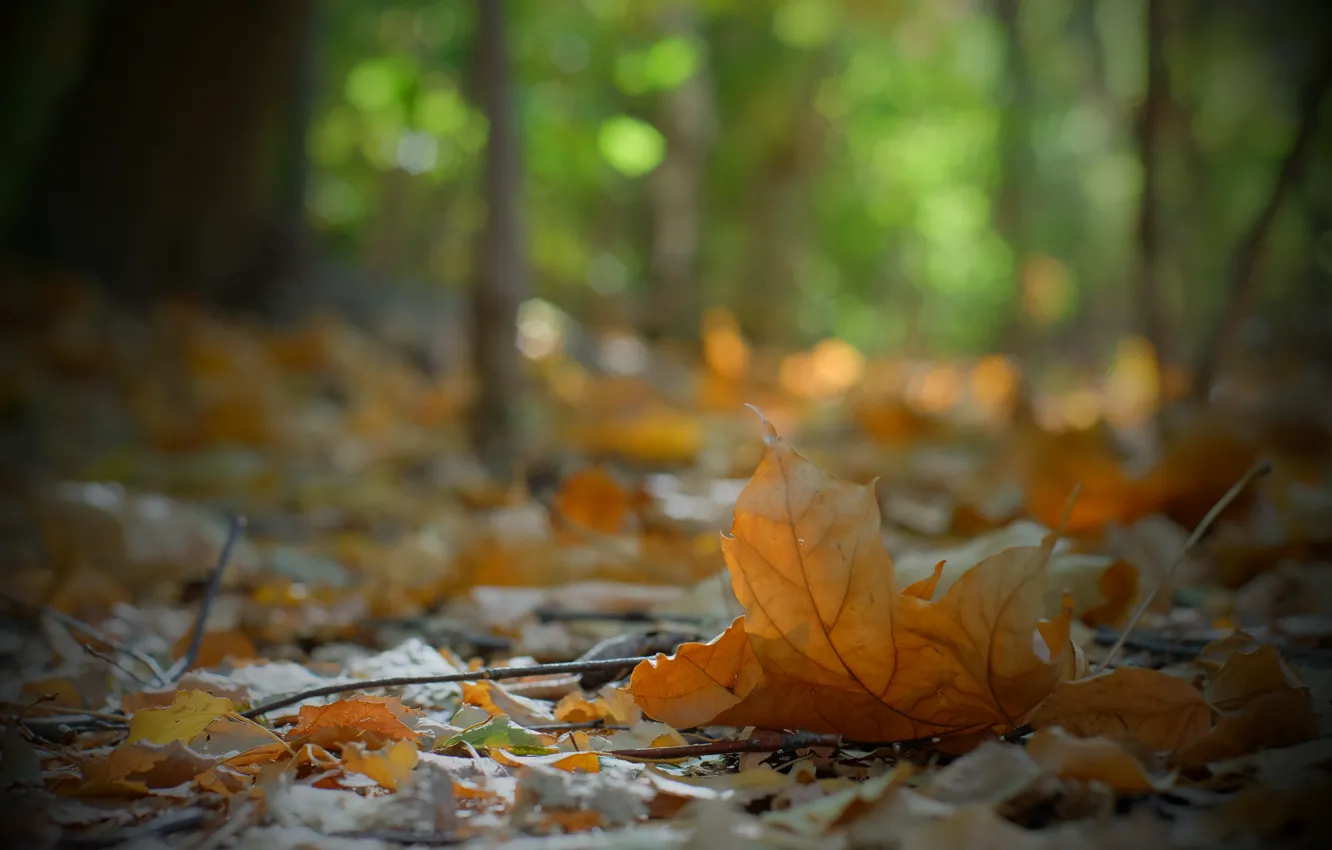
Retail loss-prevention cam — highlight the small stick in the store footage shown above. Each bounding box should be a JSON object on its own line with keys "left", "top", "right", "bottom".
{"left": 0, "top": 702, "right": 128, "bottom": 724}
{"left": 0, "top": 590, "right": 168, "bottom": 684}
{"left": 534, "top": 608, "right": 709, "bottom": 625}
{"left": 240, "top": 656, "right": 654, "bottom": 720}
{"left": 608, "top": 731, "right": 841, "bottom": 761}
{"left": 1098, "top": 459, "right": 1271, "bottom": 670}
{"left": 83, "top": 643, "right": 152, "bottom": 687}
{"left": 169, "top": 515, "right": 246, "bottom": 682}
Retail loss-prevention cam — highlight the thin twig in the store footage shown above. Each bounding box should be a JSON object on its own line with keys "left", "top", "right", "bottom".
{"left": 535, "top": 608, "right": 709, "bottom": 625}
{"left": 0, "top": 590, "right": 168, "bottom": 684}
{"left": 1098, "top": 459, "right": 1271, "bottom": 670}
{"left": 608, "top": 731, "right": 841, "bottom": 761}
{"left": 83, "top": 643, "right": 151, "bottom": 687}
{"left": 240, "top": 656, "right": 654, "bottom": 720}
{"left": 169, "top": 515, "right": 246, "bottom": 682}
{"left": 0, "top": 702, "right": 128, "bottom": 723}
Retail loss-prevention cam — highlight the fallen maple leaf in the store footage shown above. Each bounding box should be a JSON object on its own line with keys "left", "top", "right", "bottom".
{"left": 629, "top": 416, "right": 1077, "bottom": 741}
{"left": 1028, "top": 667, "right": 1213, "bottom": 752}
{"left": 287, "top": 696, "right": 423, "bottom": 749}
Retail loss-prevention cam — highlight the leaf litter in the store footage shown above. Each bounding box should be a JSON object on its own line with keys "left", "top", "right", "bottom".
{"left": 3, "top": 294, "right": 1332, "bottom": 849}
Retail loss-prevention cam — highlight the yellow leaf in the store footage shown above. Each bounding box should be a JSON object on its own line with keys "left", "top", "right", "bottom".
{"left": 127, "top": 690, "right": 236, "bottom": 746}
{"left": 629, "top": 418, "right": 1075, "bottom": 742}
{"left": 343, "top": 740, "right": 419, "bottom": 791}
{"left": 491, "top": 750, "right": 600, "bottom": 773}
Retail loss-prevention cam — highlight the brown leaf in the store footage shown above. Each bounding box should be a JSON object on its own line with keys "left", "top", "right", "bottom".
{"left": 629, "top": 419, "right": 1075, "bottom": 741}
{"left": 1025, "top": 727, "right": 1167, "bottom": 792}
{"left": 1173, "top": 637, "right": 1317, "bottom": 767}
{"left": 1202, "top": 643, "right": 1304, "bottom": 711}
{"left": 1172, "top": 688, "right": 1317, "bottom": 768}
{"left": 1028, "top": 667, "right": 1212, "bottom": 752}
{"left": 68, "top": 740, "right": 218, "bottom": 797}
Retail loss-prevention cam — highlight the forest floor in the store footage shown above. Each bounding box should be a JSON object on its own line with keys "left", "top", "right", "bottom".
{"left": 2, "top": 277, "right": 1331, "bottom": 849}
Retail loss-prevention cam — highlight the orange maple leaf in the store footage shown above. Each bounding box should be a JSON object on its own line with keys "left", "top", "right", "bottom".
{"left": 286, "top": 695, "right": 423, "bottom": 749}
{"left": 628, "top": 416, "right": 1078, "bottom": 742}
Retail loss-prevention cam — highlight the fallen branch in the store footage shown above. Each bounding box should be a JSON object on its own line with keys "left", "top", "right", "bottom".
{"left": 168, "top": 515, "right": 246, "bottom": 682}
{"left": 240, "top": 656, "right": 654, "bottom": 720}
{"left": 535, "top": 608, "right": 709, "bottom": 625}
{"left": 0, "top": 590, "right": 168, "bottom": 685}
{"left": 608, "top": 731, "right": 840, "bottom": 761}
{"left": 1099, "top": 459, "right": 1271, "bottom": 670}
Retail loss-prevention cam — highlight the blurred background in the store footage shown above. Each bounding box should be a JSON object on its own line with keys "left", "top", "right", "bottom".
{"left": 0, "top": 0, "right": 1331, "bottom": 666}
{"left": 2, "top": 0, "right": 1332, "bottom": 608}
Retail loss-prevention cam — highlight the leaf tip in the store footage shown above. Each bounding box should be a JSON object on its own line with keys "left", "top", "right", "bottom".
{"left": 744, "top": 404, "right": 779, "bottom": 445}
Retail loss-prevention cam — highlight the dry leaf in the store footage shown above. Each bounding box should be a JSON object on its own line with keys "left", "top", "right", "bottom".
{"left": 287, "top": 696, "right": 423, "bottom": 749}
{"left": 462, "top": 681, "right": 558, "bottom": 726}
{"left": 1202, "top": 643, "right": 1304, "bottom": 711}
{"left": 343, "top": 740, "right": 419, "bottom": 791}
{"left": 491, "top": 750, "right": 601, "bottom": 773}
{"left": 554, "top": 468, "right": 631, "bottom": 534}
{"left": 127, "top": 690, "right": 236, "bottom": 746}
{"left": 1028, "top": 667, "right": 1212, "bottom": 752}
{"left": 1025, "top": 727, "right": 1166, "bottom": 792}
{"left": 1173, "top": 638, "right": 1317, "bottom": 767}
{"left": 629, "top": 418, "right": 1075, "bottom": 741}
{"left": 69, "top": 740, "right": 218, "bottom": 797}
{"left": 170, "top": 629, "right": 257, "bottom": 670}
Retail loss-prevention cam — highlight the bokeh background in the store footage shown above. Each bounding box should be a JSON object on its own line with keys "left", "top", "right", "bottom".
{"left": 2, "top": 0, "right": 1331, "bottom": 489}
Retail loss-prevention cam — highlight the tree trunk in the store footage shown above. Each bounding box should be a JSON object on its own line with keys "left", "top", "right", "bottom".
{"left": 1191, "top": 51, "right": 1332, "bottom": 401}
{"left": 993, "top": 0, "right": 1035, "bottom": 361}
{"left": 7, "top": 0, "right": 313, "bottom": 309}
{"left": 469, "top": 0, "right": 528, "bottom": 478}
{"left": 739, "top": 52, "right": 829, "bottom": 347}
{"left": 643, "top": 5, "right": 715, "bottom": 342}
{"left": 1134, "top": 0, "right": 1168, "bottom": 367}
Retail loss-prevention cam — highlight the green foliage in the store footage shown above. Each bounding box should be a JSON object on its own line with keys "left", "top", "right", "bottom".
{"left": 306, "top": 0, "right": 1325, "bottom": 357}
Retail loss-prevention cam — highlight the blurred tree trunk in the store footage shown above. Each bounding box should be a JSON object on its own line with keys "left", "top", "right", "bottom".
{"left": 7, "top": 0, "right": 313, "bottom": 309}
{"left": 1192, "top": 51, "right": 1332, "bottom": 401}
{"left": 1134, "top": 0, "right": 1168, "bottom": 366}
{"left": 0, "top": 1, "right": 98, "bottom": 234}
{"left": 470, "top": 0, "right": 528, "bottom": 478}
{"left": 993, "top": 0, "right": 1034, "bottom": 360}
{"left": 740, "top": 52, "right": 829, "bottom": 347}
{"left": 643, "top": 6, "right": 715, "bottom": 342}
